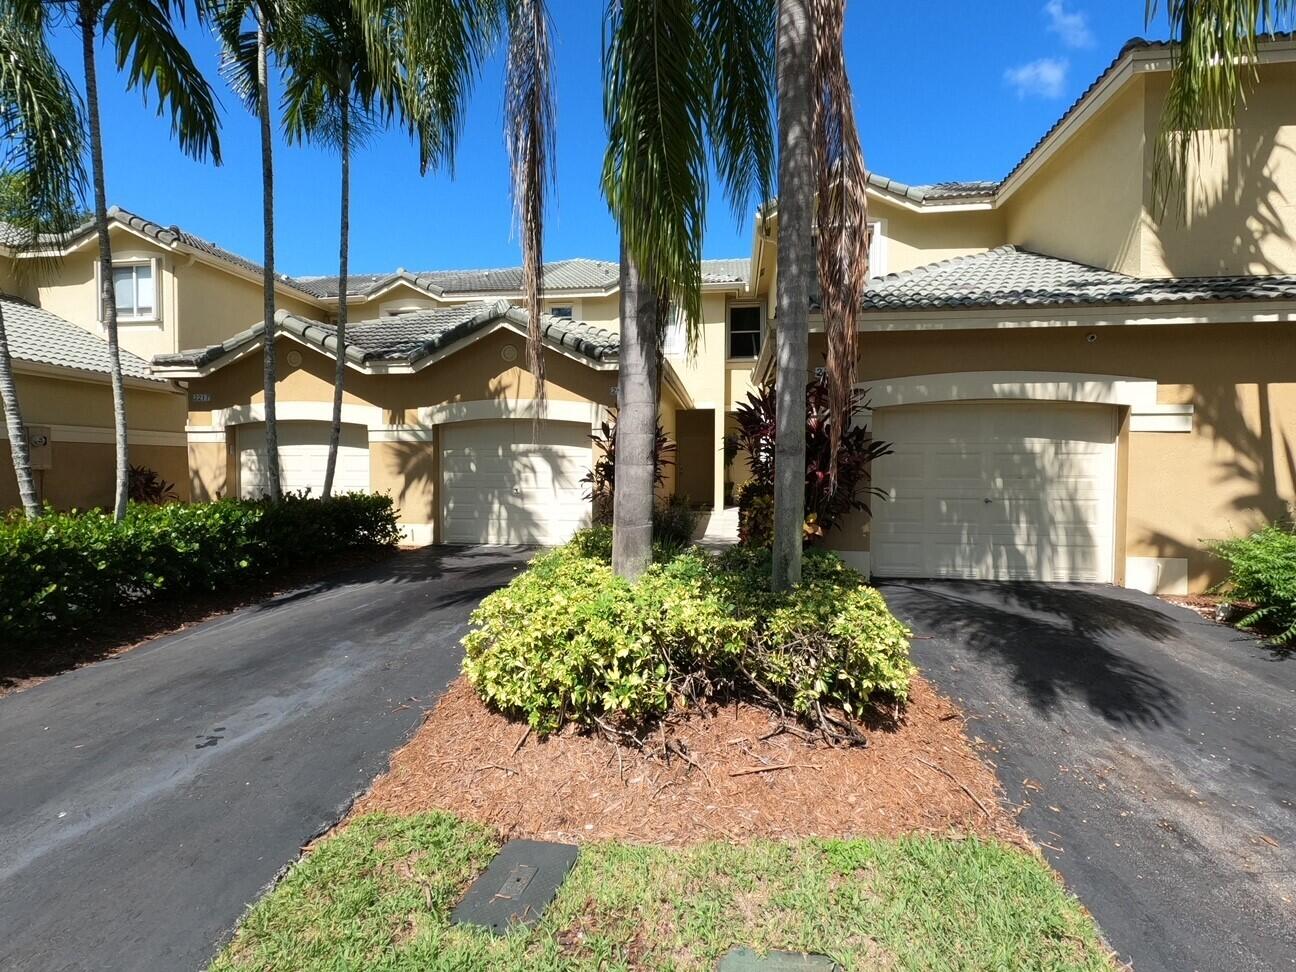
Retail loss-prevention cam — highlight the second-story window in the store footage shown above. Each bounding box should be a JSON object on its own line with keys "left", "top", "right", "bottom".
{"left": 112, "top": 262, "right": 156, "bottom": 320}
{"left": 728, "top": 305, "right": 762, "bottom": 359}
{"left": 548, "top": 304, "right": 573, "bottom": 318}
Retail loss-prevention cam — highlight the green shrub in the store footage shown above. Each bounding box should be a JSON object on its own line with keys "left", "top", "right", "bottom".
{"left": 1, "top": 494, "right": 401, "bottom": 646}
{"left": 1210, "top": 519, "right": 1296, "bottom": 645}
{"left": 462, "top": 529, "right": 913, "bottom": 736}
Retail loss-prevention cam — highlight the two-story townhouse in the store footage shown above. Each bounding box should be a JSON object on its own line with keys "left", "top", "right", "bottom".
{"left": 6, "top": 33, "right": 1293, "bottom": 596}
{"left": 754, "top": 35, "right": 1296, "bottom": 595}
{"left": 0, "top": 223, "right": 189, "bottom": 509}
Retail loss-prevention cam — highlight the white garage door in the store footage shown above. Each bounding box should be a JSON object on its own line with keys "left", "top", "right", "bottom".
{"left": 869, "top": 402, "right": 1116, "bottom": 582}
{"left": 441, "top": 419, "right": 592, "bottom": 545}
{"left": 238, "top": 421, "right": 370, "bottom": 498}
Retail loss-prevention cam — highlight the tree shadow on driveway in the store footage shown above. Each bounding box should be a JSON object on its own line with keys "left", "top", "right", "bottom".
{"left": 879, "top": 580, "right": 1184, "bottom": 730}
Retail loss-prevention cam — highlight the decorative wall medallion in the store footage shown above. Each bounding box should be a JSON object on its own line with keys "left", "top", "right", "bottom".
{"left": 501, "top": 344, "right": 519, "bottom": 363}
{"left": 286, "top": 349, "right": 303, "bottom": 367}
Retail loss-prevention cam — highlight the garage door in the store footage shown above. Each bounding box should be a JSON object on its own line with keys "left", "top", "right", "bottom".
{"left": 238, "top": 421, "right": 370, "bottom": 498}
{"left": 869, "top": 402, "right": 1116, "bottom": 582}
{"left": 440, "top": 419, "right": 592, "bottom": 545}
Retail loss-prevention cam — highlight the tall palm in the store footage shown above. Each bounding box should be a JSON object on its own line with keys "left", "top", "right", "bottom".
{"left": 279, "top": 0, "right": 382, "bottom": 499}
{"left": 0, "top": 4, "right": 87, "bottom": 518}
{"left": 58, "top": 0, "right": 221, "bottom": 519}
{"left": 1148, "top": 1, "right": 1295, "bottom": 211}
{"left": 770, "top": 0, "right": 869, "bottom": 590}
{"left": 602, "top": 0, "right": 775, "bottom": 579}
{"left": 217, "top": 0, "right": 285, "bottom": 500}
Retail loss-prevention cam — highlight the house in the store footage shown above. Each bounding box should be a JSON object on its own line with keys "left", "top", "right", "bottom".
{"left": 5, "top": 34, "right": 1294, "bottom": 595}
{"left": 0, "top": 232, "right": 188, "bottom": 509}
{"left": 751, "top": 35, "right": 1296, "bottom": 595}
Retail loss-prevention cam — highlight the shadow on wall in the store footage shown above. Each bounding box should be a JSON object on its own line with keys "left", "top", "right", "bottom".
{"left": 1138, "top": 380, "right": 1296, "bottom": 586}
{"left": 868, "top": 402, "right": 1109, "bottom": 584}
{"left": 882, "top": 580, "right": 1182, "bottom": 729}
{"left": 1147, "top": 124, "right": 1292, "bottom": 276}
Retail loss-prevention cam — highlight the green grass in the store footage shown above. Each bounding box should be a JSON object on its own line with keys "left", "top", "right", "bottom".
{"left": 210, "top": 813, "right": 1112, "bottom": 971}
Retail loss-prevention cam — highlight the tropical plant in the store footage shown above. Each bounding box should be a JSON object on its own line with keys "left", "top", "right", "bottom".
{"left": 601, "top": 0, "right": 774, "bottom": 580}
{"left": 0, "top": 8, "right": 87, "bottom": 520}
{"left": 461, "top": 532, "right": 912, "bottom": 740}
{"left": 127, "top": 463, "right": 177, "bottom": 503}
{"left": 581, "top": 410, "right": 675, "bottom": 524}
{"left": 730, "top": 374, "right": 890, "bottom": 546}
{"left": 216, "top": 0, "right": 285, "bottom": 500}
{"left": 38, "top": 0, "right": 222, "bottom": 521}
{"left": 277, "top": 0, "right": 381, "bottom": 500}
{"left": 1147, "top": 1, "right": 1296, "bottom": 213}
{"left": 771, "top": 0, "right": 871, "bottom": 590}
{"left": 1210, "top": 518, "right": 1296, "bottom": 646}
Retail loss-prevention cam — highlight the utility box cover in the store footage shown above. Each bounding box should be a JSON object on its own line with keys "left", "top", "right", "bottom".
{"left": 451, "top": 839, "right": 578, "bottom": 936}
{"left": 26, "top": 426, "right": 51, "bottom": 470}
{"left": 717, "top": 947, "right": 840, "bottom": 971}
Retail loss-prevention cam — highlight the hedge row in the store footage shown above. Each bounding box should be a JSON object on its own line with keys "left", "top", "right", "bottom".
{"left": 2, "top": 494, "right": 402, "bottom": 645}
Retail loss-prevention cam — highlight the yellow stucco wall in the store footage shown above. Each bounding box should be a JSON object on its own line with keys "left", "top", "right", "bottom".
{"left": 1139, "top": 62, "right": 1296, "bottom": 277}
{"left": 0, "top": 370, "right": 189, "bottom": 511}
{"left": 1002, "top": 79, "right": 1147, "bottom": 275}
{"left": 177, "top": 260, "right": 321, "bottom": 351}
{"left": 807, "top": 324, "right": 1295, "bottom": 591}
{"left": 870, "top": 197, "right": 1006, "bottom": 275}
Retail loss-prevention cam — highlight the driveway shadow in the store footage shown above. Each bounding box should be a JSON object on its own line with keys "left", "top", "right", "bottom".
{"left": 880, "top": 580, "right": 1183, "bottom": 729}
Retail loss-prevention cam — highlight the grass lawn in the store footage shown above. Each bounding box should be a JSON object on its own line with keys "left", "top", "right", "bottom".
{"left": 210, "top": 813, "right": 1112, "bottom": 971}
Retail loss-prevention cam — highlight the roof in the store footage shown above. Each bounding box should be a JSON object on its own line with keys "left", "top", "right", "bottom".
{"left": 0, "top": 221, "right": 26, "bottom": 248}
{"left": 0, "top": 293, "right": 162, "bottom": 382}
{"left": 299, "top": 257, "right": 750, "bottom": 299}
{"left": 64, "top": 207, "right": 331, "bottom": 300}
{"left": 866, "top": 174, "right": 998, "bottom": 204}
{"left": 152, "top": 298, "right": 620, "bottom": 372}
{"left": 855, "top": 246, "right": 1296, "bottom": 312}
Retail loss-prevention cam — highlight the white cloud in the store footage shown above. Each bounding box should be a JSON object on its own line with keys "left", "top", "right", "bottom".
{"left": 1044, "top": 0, "right": 1094, "bottom": 49}
{"left": 1004, "top": 58, "right": 1070, "bottom": 98}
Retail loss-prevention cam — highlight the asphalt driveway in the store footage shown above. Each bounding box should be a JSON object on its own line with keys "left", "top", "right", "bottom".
{"left": 880, "top": 580, "right": 1296, "bottom": 972}
{"left": 0, "top": 545, "right": 529, "bottom": 972}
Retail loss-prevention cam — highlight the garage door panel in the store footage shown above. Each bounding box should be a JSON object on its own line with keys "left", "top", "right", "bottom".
{"left": 441, "top": 420, "right": 592, "bottom": 546}
{"left": 238, "top": 422, "right": 370, "bottom": 498}
{"left": 870, "top": 403, "right": 1115, "bottom": 583}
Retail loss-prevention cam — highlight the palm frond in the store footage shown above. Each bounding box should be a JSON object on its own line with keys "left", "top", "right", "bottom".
{"left": 810, "top": 0, "right": 869, "bottom": 478}
{"left": 211, "top": 0, "right": 262, "bottom": 111}
{"left": 105, "top": 0, "right": 223, "bottom": 162}
{"left": 1147, "top": 0, "right": 1296, "bottom": 214}
{"left": 504, "top": 0, "right": 555, "bottom": 405}
{"left": 698, "top": 0, "right": 775, "bottom": 222}
{"left": 0, "top": 2, "right": 87, "bottom": 259}
{"left": 602, "top": 0, "right": 708, "bottom": 340}
{"left": 365, "top": 0, "right": 500, "bottom": 176}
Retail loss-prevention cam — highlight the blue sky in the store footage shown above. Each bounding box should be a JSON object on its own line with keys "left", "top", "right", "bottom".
{"left": 46, "top": 0, "right": 1160, "bottom": 277}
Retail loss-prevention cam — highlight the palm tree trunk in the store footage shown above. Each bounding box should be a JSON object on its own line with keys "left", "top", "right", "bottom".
{"left": 80, "top": 5, "right": 130, "bottom": 521}
{"left": 611, "top": 240, "right": 658, "bottom": 581}
{"left": 0, "top": 304, "right": 40, "bottom": 518}
{"left": 771, "top": 0, "right": 812, "bottom": 591}
{"left": 322, "top": 83, "right": 349, "bottom": 500}
{"left": 257, "top": 19, "right": 281, "bottom": 501}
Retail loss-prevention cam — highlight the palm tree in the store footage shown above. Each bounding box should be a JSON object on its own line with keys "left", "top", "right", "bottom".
{"left": 770, "top": 0, "right": 869, "bottom": 590}
{"left": 217, "top": 0, "right": 285, "bottom": 500}
{"left": 278, "top": 1, "right": 380, "bottom": 499}
{"left": 0, "top": 5, "right": 86, "bottom": 518}
{"left": 602, "top": 0, "right": 775, "bottom": 579}
{"left": 40, "top": 0, "right": 221, "bottom": 520}
{"left": 1148, "top": 1, "right": 1295, "bottom": 211}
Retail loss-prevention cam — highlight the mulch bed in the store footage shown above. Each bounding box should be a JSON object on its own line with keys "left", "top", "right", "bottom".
{"left": 0, "top": 545, "right": 401, "bottom": 698}
{"left": 352, "top": 675, "right": 1027, "bottom": 846}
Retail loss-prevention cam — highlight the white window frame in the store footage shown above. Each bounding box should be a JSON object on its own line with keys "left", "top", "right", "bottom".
{"left": 548, "top": 303, "right": 575, "bottom": 319}
{"left": 869, "top": 218, "right": 888, "bottom": 276}
{"left": 662, "top": 303, "right": 687, "bottom": 357}
{"left": 727, "top": 302, "right": 763, "bottom": 361}
{"left": 98, "top": 257, "right": 161, "bottom": 324}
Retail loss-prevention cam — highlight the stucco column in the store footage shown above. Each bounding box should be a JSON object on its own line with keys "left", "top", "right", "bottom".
{"left": 713, "top": 406, "right": 726, "bottom": 511}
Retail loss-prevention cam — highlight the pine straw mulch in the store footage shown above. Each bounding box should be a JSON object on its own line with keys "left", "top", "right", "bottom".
{"left": 350, "top": 675, "right": 1027, "bottom": 847}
